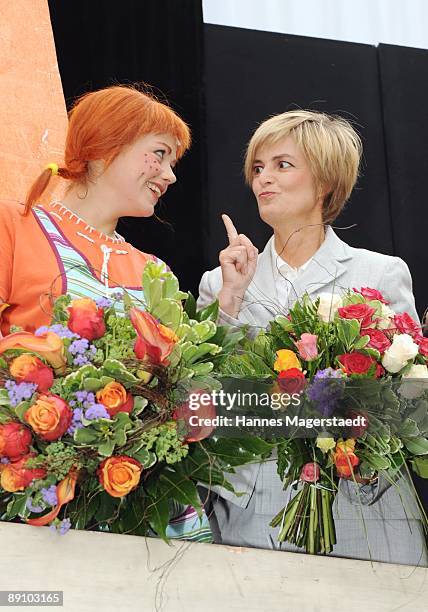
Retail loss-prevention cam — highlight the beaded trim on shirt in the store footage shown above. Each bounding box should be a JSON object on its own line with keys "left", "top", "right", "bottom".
{"left": 48, "top": 200, "right": 126, "bottom": 244}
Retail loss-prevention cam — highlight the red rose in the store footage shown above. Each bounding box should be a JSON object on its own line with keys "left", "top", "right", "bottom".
{"left": 338, "top": 352, "right": 378, "bottom": 376}
{"left": 363, "top": 329, "right": 391, "bottom": 354}
{"left": 417, "top": 337, "right": 428, "bottom": 357}
{"left": 375, "top": 362, "right": 385, "bottom": 378}
{"left": 9, "top": 354, "right": 54, "bottom": 392}
{"left": 353, "top": 287, "right": 388, "bottom": 304}
{"left": 0, "top": 422, "right": 32, "bottom": 461}
{"left": 68, "top": 298, "right": 106, "bottom": 340}
{"left": 172, "top": 390, "right": 216, "bottom": 442}
{"left": 300, "top": 462, "right": 320, "bottom": 483}
{"left": 277, "top": 368, "right": 306, "bottom": 394}
{"left": 338, "top": 303, "right": 376, "bottom": 329}
{"left": 393, "top": 313, "right": 422, "bottom": 340}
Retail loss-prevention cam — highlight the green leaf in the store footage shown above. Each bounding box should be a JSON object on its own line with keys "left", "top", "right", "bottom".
{"left": 184, "top": 293, "right": 197, "bottom": 320}
{"left": 410, "top": 456, "right": 428, "bottom": 478}
{"left": 132, "top": 396, "right": 148, "bottom": 416}
{"left": 74, "top": 428, "right": 100, "bottom": 445}
{"left": 98, "top": 437, "right": 116, "bottom": 457}
{"left": 6, "top": 493, "right": 28, "bottom": 519}
{"left": 145, "top": 488, "right": 170, "bottom": 541}
{"left": 160, "top": 467, "right": 202, "bottom": 515}
{"left": 95, "top": 491, "right": 119, "bottom": 522}
{"left": 337, "top": 319, "right": 361, "bottom": 349}
{"left": 83, "top": 377, "right": 103, "bottom": 392}
{"left": 14, "top": 401, "right": 30, "bottom": 422}
{"left": 403, "top": 437, "right": 428, "bottom": 455}
{"left": 198, "top": 300, "right": 219, "bottom": 323}
{"left": 353, "top": 335, "right": 369, "bottom": 350}
{"left": 0, "top": 389, "right": 11, "bottom": 406}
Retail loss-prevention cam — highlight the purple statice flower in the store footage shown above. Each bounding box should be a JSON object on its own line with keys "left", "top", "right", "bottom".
{"left": 41, "top": 485, "right": 58, "bottom": 507}
{"left": 0, "top": 457, "right": 10, "bottom": 465}
{"left": 69, "top": 338, "right": 96, "bottom": 367}
{"left": 35, "top": 324, "right": 78, "bottom": 340}
{"left": 67, "top": 407, "right": 84, "bottom": 435}
{"left": 306, "top": 368, "right": 345, "bottom": 417}
{"left": 5, "top": 380, "right": 37, "bottom": 407}
{"left": 111, "top": 291, "right": 123, "bottom": 301}
{"left": 26, "top": 498, "right": 43, "bottom": 513}
{"left": 95, "top": 297, "right": 113, "bottom": 308}
{"left": 85, "top": 404, "right": 110, "bottom": 421}
{"left": 58, "top": 518, "right": 71, "bottom": 535}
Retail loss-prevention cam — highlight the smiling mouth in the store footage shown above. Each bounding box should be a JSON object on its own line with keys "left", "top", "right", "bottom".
{"left": 146, "top": 181, "right": 162, "bottom": 199}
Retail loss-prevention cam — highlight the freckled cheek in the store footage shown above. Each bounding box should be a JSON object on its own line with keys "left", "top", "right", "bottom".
{"left": 141, "top": 153, "right": 162, "bottom": 178}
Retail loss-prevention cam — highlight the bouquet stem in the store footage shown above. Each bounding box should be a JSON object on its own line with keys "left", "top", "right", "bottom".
{"left": 271, "top": 482, "right": 336, "bottom": 555}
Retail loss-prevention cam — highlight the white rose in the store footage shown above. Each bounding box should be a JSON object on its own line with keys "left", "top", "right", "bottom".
{"left": 377, "top": 303, "right": 395, "bottom": 330}
{"left": 317, "top": 293, "right": 342, "bottom": 322}
{"left": 399, "top": 364, "right": 428, "bottom": 399}
{"left": 381, "top": 333, "right": 419, "bottom": 373}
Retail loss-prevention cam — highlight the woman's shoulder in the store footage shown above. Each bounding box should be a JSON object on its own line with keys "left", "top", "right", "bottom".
{"left": 344, "top": 240, "right": 405, "bottom": 270}
{"left": 0, "top": 199, "right": 26, "bottom": 217}
{"left": 0, "top": 200, "right": 37, "bottom": 236}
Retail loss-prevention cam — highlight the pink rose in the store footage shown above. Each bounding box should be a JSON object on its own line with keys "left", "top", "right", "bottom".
{"left": 363, "top": 329, "right": 391, "bottom": 354}
{"left": 417, "top": 337, "right": 428, "bottom": 357}
{"left": 353, "top": 287, "right": 388, "bottom": 304}
{"left": 300, "top": 462, "right": 320, "bottom": 483}
{"left": 393, "top": 313, "right": 422, "bottom": 340}
{"left": 295, "top": 333, "right": 318, "bottom": 361}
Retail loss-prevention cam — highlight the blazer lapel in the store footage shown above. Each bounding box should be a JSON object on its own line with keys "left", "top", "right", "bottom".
{"left": 292, "top": 227, "right": 353, "bottom": 299}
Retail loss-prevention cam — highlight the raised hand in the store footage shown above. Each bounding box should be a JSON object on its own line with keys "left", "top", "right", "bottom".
{"left": 218, "top": 214, "right": 258, "bottom": 318}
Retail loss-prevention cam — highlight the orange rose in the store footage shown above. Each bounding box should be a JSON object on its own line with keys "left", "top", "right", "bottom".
{"left": 130, "top": 308, "right": 178, "bottom": 365}
{"left": 68, "top": 297, "right": 106, "bottom": 340}
{"left": 0, "top": 331, "right": 66, "bottom": 374}
{"left": 96, "top": 382, "right": 134, "bottom": 417}
{"left": 10, "top": 354, "right": 54, "bottom": 392}
{"left": 24, "top": 394, "right": 72, "bottom": 441}
{"left": 0, "top": 453, "right": 46, "bottom": 492}
{"left": 0, "top": 422, "right": 32, "bottom": 461}
{"left": 333, "top": 439, "right": 360, "bottom": 478}
{"left": 97, "top": 455, "right": 142, "bottom": 498}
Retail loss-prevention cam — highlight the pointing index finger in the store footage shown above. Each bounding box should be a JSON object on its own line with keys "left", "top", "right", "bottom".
{"left": 222, "top": 214, "right": 239, "bottom": 245}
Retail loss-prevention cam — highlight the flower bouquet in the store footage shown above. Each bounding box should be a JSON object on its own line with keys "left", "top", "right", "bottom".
{"left": 0, "top": 262, "right": 270, "bottom": 540}
{"left": 221, "top": 287, "right": 428, "bottom": 554}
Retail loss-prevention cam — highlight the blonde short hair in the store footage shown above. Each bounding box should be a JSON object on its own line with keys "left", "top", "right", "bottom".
{"left": 244, "top": 110, "right": 362, "bottom": 223}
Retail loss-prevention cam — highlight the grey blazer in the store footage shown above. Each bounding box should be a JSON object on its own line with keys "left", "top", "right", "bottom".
{"left": 197, "top": 228, "right": 427, "bottom": 565}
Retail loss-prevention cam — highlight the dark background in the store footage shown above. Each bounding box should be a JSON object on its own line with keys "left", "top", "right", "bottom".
{"left": 48, "top": 0, "right": 427, "bottom": 517}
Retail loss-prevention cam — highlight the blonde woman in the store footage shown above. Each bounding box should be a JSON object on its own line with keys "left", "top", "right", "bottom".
{"left": 198, "top": 110, "right": 426, "bottom": 565}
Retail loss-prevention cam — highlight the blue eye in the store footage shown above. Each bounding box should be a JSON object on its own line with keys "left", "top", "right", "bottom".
{"left": 154, "top": 149, "right": 166, "bottom": 159}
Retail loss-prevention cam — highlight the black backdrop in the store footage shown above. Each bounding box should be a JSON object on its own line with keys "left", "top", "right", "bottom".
{"left": 48, "top": 0, "right": 206, "bottom": 295}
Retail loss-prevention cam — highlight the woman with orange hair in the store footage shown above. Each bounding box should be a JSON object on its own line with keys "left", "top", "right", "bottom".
{"left": 0, "top": 85, "right": 190, "bottom": 334}
{"left": 0, "top": 84, "right": 211, "bottom": 542}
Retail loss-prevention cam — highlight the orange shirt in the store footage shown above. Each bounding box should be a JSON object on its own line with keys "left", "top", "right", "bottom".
{"left": 0, "top": 200, "right": 158, "bottom": 334}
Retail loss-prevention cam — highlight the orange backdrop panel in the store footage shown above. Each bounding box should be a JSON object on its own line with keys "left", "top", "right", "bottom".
{"left": 0, "top": 0, "right": 67, "bottom": 203}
